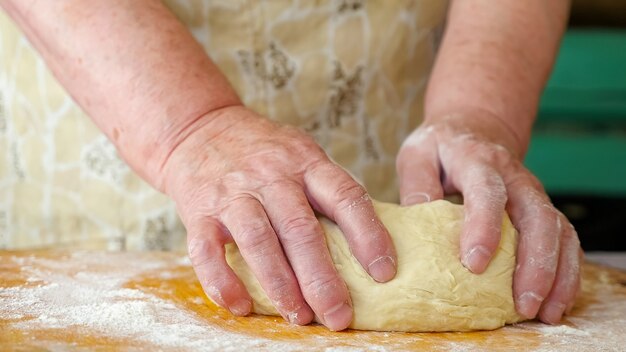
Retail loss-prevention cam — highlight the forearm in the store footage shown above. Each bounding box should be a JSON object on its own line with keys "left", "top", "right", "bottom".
{"left": 0, "top": 0, "right": 241, "bottom": 189}
{"left": 425, "top": 0, "right": 569, "bottom": 156}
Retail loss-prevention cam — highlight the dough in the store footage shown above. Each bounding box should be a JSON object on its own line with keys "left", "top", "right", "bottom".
{"left": 225, "top": 200, "right": 524, "bottom": 332}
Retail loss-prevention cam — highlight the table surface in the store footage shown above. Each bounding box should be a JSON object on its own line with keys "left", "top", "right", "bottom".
{"left": 585, "top": 251, "right": 626, "bottom": 271}
{"left": 1, "top": 250, "right": 625, "bottom": 351}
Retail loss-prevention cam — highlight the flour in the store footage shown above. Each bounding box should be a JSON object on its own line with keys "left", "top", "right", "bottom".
{"left": 2, "top": 252, "right": 625, "bottom": 352}
{"left": 503, "top": 276, "right": 626, "bottom": 352}
{"left": 0, "top": 252, "right": 301, "bottom": 351}
{"left": 530, "top": 324, "right": 591, "bottom": 337}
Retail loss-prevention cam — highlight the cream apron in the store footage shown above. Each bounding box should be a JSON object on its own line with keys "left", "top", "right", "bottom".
{"left": 0, "top": 0, "right": 448, "bottom": 250}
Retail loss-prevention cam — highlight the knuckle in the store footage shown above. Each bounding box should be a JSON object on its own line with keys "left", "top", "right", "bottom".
{"left": 273, "top": 298, "right": 303, "bottom": 315}
{"left": 279, "top": 219, "right": 322, "bottom": 247}
{"left": 190, "top": 253, "right": 214, "bottom": 268}
{"left": 284, "top": 134, "right": 326, "bottom": 162}
{"left": 265, "top": 276, "right": 302, "bottom": 312}
{"left": 536, "top": 203, "right": 558, "bottom": 224}
{"left": 479, "top": 143, "right": 515, "bottom": 168}
{"left": 485, "top": 175, "right": 507, "bottom": 199}
{"left": 518, "top": 218, "right": 561, "bottom": 276}
{"left": 336, "top": 178, "right": 365, "bottom": 198}
{"left": 533, "top": 276, "right": 557, "bottom": 297}
{"left": 519, "top": 196, "right": 558, "bottom": 230}
{"left": 299, "top": 133, "right": 322, "bottom": 151}
{"left": 267, "top": 275, "right": 293, "bottom": 295}
{"left": 335, "top": 182, "right": 368, "bottom": 210}
{"left": 201, "top": 278, "right": 231, "bottom": 306}
{"left": 526, "top": 249, "right": 560, "bottom": 278}
{"left": 507, "top": 171, "right": 545, "bottom": 195}
{"left": 562, "top": 220, "right": 581, "bottom": 248}
{"left": 561, "top": 274, "right": 580, "bottom": 296}
{"left": 553, "top": 276, "right": 579, "bottom": 303}
{"left": 285, "top": 235, "right": 325, "bottom": 259}
{"left": 483, "top": 171, "right": 505, "bottom": 191}
{"left": 279, "top": 215, "right": 319, "bottom": 238}
{"left": 505, "top": 173, "right": 530, "bottom": 191}
{"left": 308, "top": 159, "right": 338, "bottom": 177}
{"left": 562, "top": 234, "right": 582, "bottom": 284}
{"left": 541, "top": 207, "right": 561, "bottom": 233}
{"left": 525, "top": 172, "right": 545, "bottom": 191}
{"left": 203, "top": 276, "right": 228, "bottom": 292}
{"left": 236, "top": 220, "right": 274, "bottom": 252}
{"left": 187, "top": 238, "right": 215, "bottom": 267}
{"left": 463, "top": 163, "right": 500, "bottom": 186}
{"left": 302, "top": 273, "right": 343, "bottom": 297}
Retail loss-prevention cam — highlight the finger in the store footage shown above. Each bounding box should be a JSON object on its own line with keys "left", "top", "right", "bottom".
{"left": 451, "top": 163, "right": 508, "bottom": 274}
{"left": 186, "top": 217, "right": 252, "bottom": 316}
{"left": 304, "top": 161, "right": 397, "bottom": 283}
{"left": 565, "top": 248, "right": 584, "bottom": 315}
{"left": 262, "top": 182, "right": 351, "bottom": 331}
{"left": 396, "top": 130, "right": 444, "bottom": 205}
{"left": 221, "top": 196, "right": 308, "bottom": 324}
{"left": 538, "top": 217, "right": 581, "bottom": 324}
{"left": 507, "top": 176, "right": 561, "bottom": 319}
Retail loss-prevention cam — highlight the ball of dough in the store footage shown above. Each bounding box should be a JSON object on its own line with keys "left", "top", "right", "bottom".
{"left": 225, "top": 200, "right": 524, "bottom": 332}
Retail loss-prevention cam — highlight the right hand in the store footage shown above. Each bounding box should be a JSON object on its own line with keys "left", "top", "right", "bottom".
{"left": 160, "top": 106, "right": 397, "bottom": 331}
{"left": 396, "top": 113, "right": 582, "bottom": 323}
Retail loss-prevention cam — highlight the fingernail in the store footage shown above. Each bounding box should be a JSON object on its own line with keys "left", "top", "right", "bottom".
{"left": 402, "top": 192, "right": 431, "bottom": 206}
{"left": 286, "top": 311, "right": 299, "bottom": 325}
{"left": 285, "top": 306, "right": 311, "bottom": 325}
{"left": 368, "top": 255, "right": 396, "bottom": 282}
{"left": 462, "top": 245, "right": 491, "bottom": 273}
{"left": 542, "top": 302, "right": 566, "bottom": 324}
{"left": 229, "top": 299, "right": 251, "bottom": 316}
{"left": 323, "top": 302, "right": 353, "bottom": 331}
{"left": 517, "top": 291, "right": 544, "bottom": 318}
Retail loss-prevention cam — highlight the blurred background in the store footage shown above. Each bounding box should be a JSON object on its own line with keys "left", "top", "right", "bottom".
{"left": 524, "top": 0, "right": 626, "bottom": 256}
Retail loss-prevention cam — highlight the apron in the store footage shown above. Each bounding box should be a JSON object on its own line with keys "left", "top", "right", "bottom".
{"left": 0, "top": 0, "right": 448, "bottom": 250}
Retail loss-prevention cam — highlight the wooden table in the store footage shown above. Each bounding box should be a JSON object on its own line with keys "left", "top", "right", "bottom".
{"left": 1, "top": 250, "right": 625, "bottom": 351}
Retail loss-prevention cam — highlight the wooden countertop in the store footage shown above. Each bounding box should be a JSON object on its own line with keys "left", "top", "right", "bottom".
{"left": 1, "top": 250, "right": 625, "bottom": 351}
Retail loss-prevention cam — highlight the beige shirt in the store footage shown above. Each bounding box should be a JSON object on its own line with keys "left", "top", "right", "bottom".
{"left": 0, "top": 0, "right": 448, "bottom": 250}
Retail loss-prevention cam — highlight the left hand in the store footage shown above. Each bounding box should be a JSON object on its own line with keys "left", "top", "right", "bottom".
{"left": 396, "top": 112, "right": 582, "bottom": 324}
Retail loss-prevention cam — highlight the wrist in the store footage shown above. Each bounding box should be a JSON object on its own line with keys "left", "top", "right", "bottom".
{"left": 123, "top": 101, "right": 246, "bottom": 193}
{"left": 423, "top": 107, "right": 531, "bottom": 159}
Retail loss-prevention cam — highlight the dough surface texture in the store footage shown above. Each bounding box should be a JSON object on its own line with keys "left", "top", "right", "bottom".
{"left": 226, "top": 200, "right": 524, "bottom": 332}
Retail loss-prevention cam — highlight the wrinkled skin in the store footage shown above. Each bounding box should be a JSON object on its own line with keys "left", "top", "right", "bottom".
{"left": 1, "top": 0, "right": 576, "bottom": 333}
{"left": 162, "top": 106, "right": 397, "bottom": 331}
{"left": 396, "top": 113, "right": 582, "bottom": 324}
{"left": 163, "top": 104, "right": 581, "bottom": 330}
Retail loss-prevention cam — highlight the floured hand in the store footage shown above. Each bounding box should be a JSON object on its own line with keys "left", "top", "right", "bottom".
{"left": 160, "top": 106, "right": 397, "bottom": 331}
{"left": 396, "top": 112, "right": 582, "bottom": 325}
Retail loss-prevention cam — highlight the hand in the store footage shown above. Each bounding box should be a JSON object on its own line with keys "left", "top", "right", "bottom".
{"left": 160, "top": 106, "right": 397, "bottom": 331}
{"left": 396, "top": 112, "right": 582, "bottom": 324}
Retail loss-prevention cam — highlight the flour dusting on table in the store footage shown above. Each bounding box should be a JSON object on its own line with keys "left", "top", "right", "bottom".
{"left": 0, "top": 252, "right": 300, "bottom": 351}
{"left": 1, "top": 251, "right": 625, "bottom": 351}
